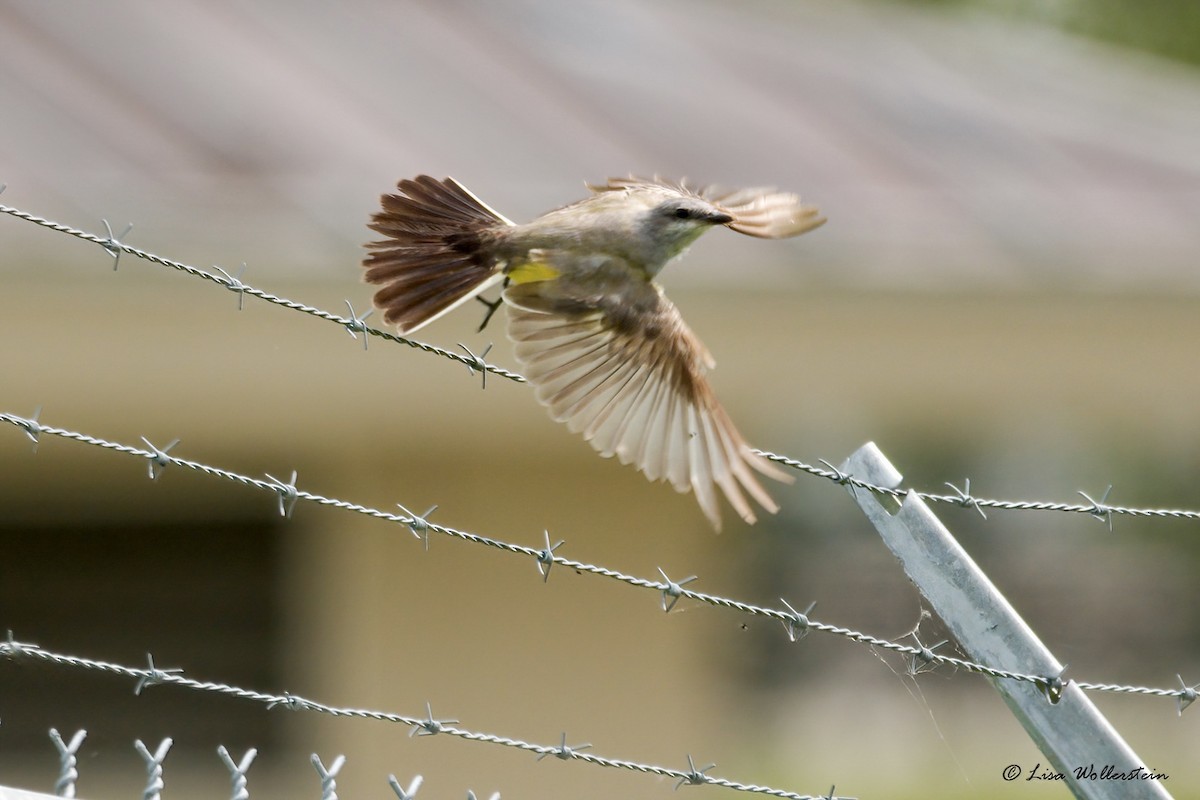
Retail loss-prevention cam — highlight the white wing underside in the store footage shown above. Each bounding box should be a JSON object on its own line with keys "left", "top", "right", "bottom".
{"left": 504, "top": 286, "right": 788, "bottom": 530}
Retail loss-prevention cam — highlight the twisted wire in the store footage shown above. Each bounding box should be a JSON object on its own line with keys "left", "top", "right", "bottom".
{"left": 1, "top": 411, "right": 1192, "bottom": 708}
{"left": 0, "top": 637, "right": 848, "bottom": 800}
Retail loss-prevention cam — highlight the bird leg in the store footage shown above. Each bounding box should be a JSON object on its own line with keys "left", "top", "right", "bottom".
{"left": 474, "top": 279, "right": 510, "bottom": 332}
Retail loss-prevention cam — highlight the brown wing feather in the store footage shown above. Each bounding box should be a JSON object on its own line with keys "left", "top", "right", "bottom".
{"left": 504, "top": 281, "right": 790, "bottom": 531}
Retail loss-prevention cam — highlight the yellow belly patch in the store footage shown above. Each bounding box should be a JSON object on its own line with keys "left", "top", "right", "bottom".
{"left": 507, "top": 258, "right": 560, "bottom": 285}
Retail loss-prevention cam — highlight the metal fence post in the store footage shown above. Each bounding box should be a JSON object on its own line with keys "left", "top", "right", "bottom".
{"left": 840, "top": 442, "right": 1172, "bottom": 800}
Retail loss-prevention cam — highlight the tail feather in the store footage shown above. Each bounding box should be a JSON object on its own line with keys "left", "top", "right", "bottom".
{"left": 364, "top": 176, "right": 512, "bottom": 333}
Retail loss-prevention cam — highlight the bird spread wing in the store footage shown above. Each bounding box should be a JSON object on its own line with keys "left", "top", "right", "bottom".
{"left": 591, "top": 176, "right": 825, "bottom": 239}
{"left": 504, "top": 280, "right": 791, "bottom": 530}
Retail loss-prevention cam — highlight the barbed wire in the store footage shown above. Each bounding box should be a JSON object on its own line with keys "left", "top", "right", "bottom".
{"left": 0, "top": 201, "right": 527, "bottom": 385}
{"left": 1, "top": 411, "right": 1194, "bottom": 714}
{"left": 3, "top": 197, "right": 1198, "bottom": 527}
{"left": 0, "top": 636, "right": 851, "bottom": 800}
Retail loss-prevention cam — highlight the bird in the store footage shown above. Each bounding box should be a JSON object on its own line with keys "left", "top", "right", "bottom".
{"left": 362, "top": 175, "right": 825, "bottom": 530}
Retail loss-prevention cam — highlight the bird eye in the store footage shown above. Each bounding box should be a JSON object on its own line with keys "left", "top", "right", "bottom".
{"left": 673, "top": 207, "right": 692, "bottom": 220}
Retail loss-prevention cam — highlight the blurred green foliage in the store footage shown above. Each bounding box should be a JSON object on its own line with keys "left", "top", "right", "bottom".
{"left": 894, "top": 0, "right": 1200, "bottom": 68}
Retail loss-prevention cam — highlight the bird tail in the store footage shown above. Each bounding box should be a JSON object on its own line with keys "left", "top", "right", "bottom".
{"left": 364, "top": 175, "right": 514, "bottom": 334}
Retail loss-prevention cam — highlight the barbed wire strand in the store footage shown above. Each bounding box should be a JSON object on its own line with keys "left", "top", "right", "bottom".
{"left": 4, "top": 199, "right": 1199, "bottom": 526}
{"left": 0, "top": 202, "right": 527, "bottom": 385}
{"left": 1, "top": 411, "right": 1193, "bottom": 711}
{"left": 0, "top": 636, "right": 851, "bottom": 800}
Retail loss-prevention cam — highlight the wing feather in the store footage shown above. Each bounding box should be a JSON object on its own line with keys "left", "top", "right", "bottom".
{"left": 630, "top": 356, "right": 675, "bottom": 482}
{"left": 665, "top": 391, "right": 690, "bottom": 494}
{"left": 586, "top": 362, "right": 649, "bottom": 452}
{"left": 686, "top": 403, "right": 719, "bottom": 526}
{"left": 704, "top": 185, "right": 826, "bottom": 239}
{"left": 505, "top": 281, "right": 788, "bottom": 530}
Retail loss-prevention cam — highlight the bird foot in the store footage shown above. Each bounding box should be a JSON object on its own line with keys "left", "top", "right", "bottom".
{"left": 475, "top": 294, "right": 504, "bottom": 332}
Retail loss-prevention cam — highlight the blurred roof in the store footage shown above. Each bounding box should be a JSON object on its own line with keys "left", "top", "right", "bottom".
{"left": 3, "top": 0, "right": 1199, "bottom": 290}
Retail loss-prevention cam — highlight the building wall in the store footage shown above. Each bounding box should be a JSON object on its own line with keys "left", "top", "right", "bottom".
{"left": 4, "top": 280, "right": 1198, "bottom": 797}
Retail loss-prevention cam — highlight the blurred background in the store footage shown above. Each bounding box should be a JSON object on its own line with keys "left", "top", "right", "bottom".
{"left": 2, "top": 1, "right": 1199, "bottom": 798}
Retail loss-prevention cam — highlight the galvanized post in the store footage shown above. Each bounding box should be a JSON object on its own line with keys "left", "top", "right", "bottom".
{"left": 840, "top": 442, "right": 1172, "bottom": 800}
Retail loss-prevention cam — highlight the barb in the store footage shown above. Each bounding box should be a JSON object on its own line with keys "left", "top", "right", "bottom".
{"left": 457, "top": 342, "right": 494, "bottom": 389}
{"left": 1, "top": 412, "right": 1192, "bottom": 708}
{"left": 265, "top": 470, "right": 300, "bottom": 519}
{"left": 780, "top": 600, "right": 817, "bottom": 644}
{"left": 536, "top": 530, "right": 564, "bottom": 583}
{"left": 6, "top": 199, "right": 1200, "bottom": 525}
{"left": 409, "top": 702, "right": 458, "bottom": 738}
{"left": 536, "top": 733, "right": 592, "bottom": 762}
{"left": 657, "top": 568, "right": 698, "bottom": 613}
{"left": 134, "top": 653, "right": 184, "bottom": 694}
{"left": 100, "top": 219, "right": 133, "bottom": 270}
{"left": 140, "top": 436, "right": 180, "bottom": 481}
{"left": 213, "top": 263, "right": 249, "bottom": 310}
{"left": 906, "top": 635, "right": 950, "bottom": 677}
{"left": 342, "top": 301, "right": 374, "bottom": 351}
{"left": 15, "top": 404, "right": 43, "bottom": 452}
{"left": 0, "top": 638, "right": 849, "bottom": 800}
{"left": 676, "top": 754, "right": 717, "bottom": 790}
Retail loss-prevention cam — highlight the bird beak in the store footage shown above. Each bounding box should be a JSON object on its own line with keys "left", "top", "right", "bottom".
{"left": 707, "top": 210, "right": 734, "bottom": 226}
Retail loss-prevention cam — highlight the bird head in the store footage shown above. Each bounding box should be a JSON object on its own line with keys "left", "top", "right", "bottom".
{"left": 631, "top": 193, "right": 734, "bottom": 272}
{"left": 586, "top": 177, "right": 825, "bottom": 274}
{"left": 654, "top": 196, "right": 736, "bottom": 229}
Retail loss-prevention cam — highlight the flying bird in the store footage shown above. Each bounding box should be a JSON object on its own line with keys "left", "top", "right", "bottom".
{"left": 363, "top": 175, "right": 824, "bottom": 530}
